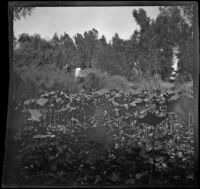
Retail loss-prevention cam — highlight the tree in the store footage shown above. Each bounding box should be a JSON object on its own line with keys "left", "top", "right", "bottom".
{"left": 18, "top": 33, "right": 32, "bottom": 45}
{"left": 111, "top": 33, "right": 127, "bottom": 76}
{"left": 131, "top": 7, "right": 193, "bottom": 80}
{"left": 74, "top": 29, "right": 99, "bottom": 69}
{"left": 132, "top": 9, "right": 150, "bottom": 32}
{"left": 74, "top": 33, "right": 87, "bottom": 68}
{"left": 132, "top": 9, "right": 166, "bottom": 77}
{"left": 60, "top": 32, "right": 77, "bottom": 69}
{"left": 13, "top": 7, "right": 34, "bottom": 21}
{"left": 94, "top": 36, "right": 115, "bottom": 74}
{"left": 51, "top": 33, "right": 60, "bottom": 46}
{"left": 158, "top": 6, "right": 194, "bottom": 80}
{"left": 83, "top": 28, "right": 99, "bottom": 68}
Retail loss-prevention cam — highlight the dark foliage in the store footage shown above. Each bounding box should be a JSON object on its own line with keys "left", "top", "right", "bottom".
{"left": 3, "top": 89, "right": 196, "bottom": 186}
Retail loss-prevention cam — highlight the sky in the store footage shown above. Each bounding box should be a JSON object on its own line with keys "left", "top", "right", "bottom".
{"left": 14, "top": 6, "right": 160, "bottom": 42}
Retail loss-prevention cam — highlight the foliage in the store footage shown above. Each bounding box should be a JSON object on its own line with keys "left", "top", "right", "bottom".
{"left": 13, "top": 7, "right": 34, "bottom": 21}
{"left": 104, "top": 75, "right": 133, "bottom": 92}
{"left": 158, "top": 6, "right": 194, "bottom": 79}
{"left": 13, "top": 5, "right": 193, "bottom": 82}
{"left": 13, "top": 65, "right": 79, "bottom": 102}
{"left": 75, "top": 69, "right": 134, "bottom": 93}
{"left": 82, "top": 69, "right": 108, "bottom": 92}
{"left": 13, "top": 68, "right": 40, "bottom": 101}
{"left": 8, "top": 5, "right": 196, "bottom": 186}
{"left": 4, "top": 88, "right": 196, "bottom": 186}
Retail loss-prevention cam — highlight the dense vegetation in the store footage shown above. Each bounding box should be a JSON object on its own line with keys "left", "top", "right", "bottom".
{"left": 3, "top": 5, "right": 197, "bottom": 187}
{"left": 13, "top": 6, "right": 193, "bottom": 101}
{"left": 4, "top": 87, "right": 195, "bottom": 186}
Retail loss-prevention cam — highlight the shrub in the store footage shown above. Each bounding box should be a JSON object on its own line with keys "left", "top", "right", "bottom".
{"left": 104, "top": 75, "right": 133, "bottom": 92}
{"left": 13, "top": 69, "right": 41, "bottom": 100}
{"left": 14, "top": 65, "right": 79, "bottom": 98}
{"left": 132, "top": 72, "right": 162, "bottom": 92}
{"left": 82, "top": 69, "right": 108, "bottom": 92}
{"left": 80, "top": 69, "right": 134, "bottom": 93}
{"left": 51, "top": 71, "right": 78, "bottom": 94}
{"left": 80, "top": 69, "right": 136, "bottom": 94}
{"left": 14, "top": 66, "right": 136, "bottom": 96}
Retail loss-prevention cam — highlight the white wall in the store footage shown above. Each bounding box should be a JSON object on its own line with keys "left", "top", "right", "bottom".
{"left": 75, "top": 67, "right": 81, "bottom": 77}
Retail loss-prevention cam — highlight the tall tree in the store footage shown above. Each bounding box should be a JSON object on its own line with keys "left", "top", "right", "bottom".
{"left": 158, "top": 6, "right": 194, "bottom": 80}
{"left": 13, "top": 7, "right": 34, "bottom": 21}
{"left": 60, "top": 32, "right": 77, "bottom": 69}
{"left": 131, "top": 7, "right": 193, "bottom": 80}
{"left": 51, "top": 33, "right": 60, "bottom": 46}
{"left": 111, "top": 33, "right": 127, "bottom": 76}
{"left": 132, "top": 9, "right": 166, "bottom": 77}
{"left": 83, "top": 28, "right": 99, "bottom": 68}
{"left": 74, "top": 33, "right": 87, "bottom": 68}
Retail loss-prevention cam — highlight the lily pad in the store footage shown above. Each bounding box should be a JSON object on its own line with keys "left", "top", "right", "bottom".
{"left": 27, "top": 109, "right": 42, "bottom": 122}
{"left": 169, "top": 94, "right": 180, "bottom": 101}
{"left": 111, "top": 172, "right": 120, "bottom": 182}
{"left": 130, "top": 101, "right": 136, "bottom": 107}
{"left": 135, "top": 98, "right": 143, "bottom": 103}
{"left": 36, "top": 98, "right": 49, "bottom": 106}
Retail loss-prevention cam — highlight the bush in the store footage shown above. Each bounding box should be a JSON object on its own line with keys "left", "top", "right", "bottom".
{"left": 104, "top": 75, "right": 133, "bottom": 92}
{"left": 132, "top": 72, "right": 162, "bottom": 92}
{"left": 82, "top": 69, "right": 108, "bottom": 92}
{"left": 51, "top": 71, "right": 78, "bottom": 94}
{"left": 13, "top": 69, "right": 41, "bottom": 100}
{"left": 14, "top": 65, "right": 79, "bottom": 99}
{"left": 81, "top": 69, "right": 134, "bottom": 93}
{"left": 14, "top": 66, "right": 136, "bottom": 96}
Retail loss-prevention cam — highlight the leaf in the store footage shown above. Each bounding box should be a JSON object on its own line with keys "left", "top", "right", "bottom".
{"left": 57, "top": 146, "right": 64, "bottom": 154}
{"left": 170, "top": 94, "right": 180, "bottom": 101}
{"left": 135, "top": 98, "right": 142, "bottom": 103}
{"left": 139, "top": 151, "right": 149, "bottom": 159}
{"left": 130, "top": 101, "right": 136, "bottom": 107}
{"left": 135, "top": 173, "right": 143, "bottom": 180}
{"left": 24, "top": 99, "right": 31, "bottom": 105}
{"left": 36, "top": 98, "right": 49, "bottom": 106}
{"left": 143, "top": 98, "right": 150, "bottom": 102}
{"left": 111, "top": 172, "right": 120, "bottom": 182}
{"left": 166, "top": 89, "right": 174, "bottom": 95}
{"left": 112, "top": 100, "right": 119, "bottom": 106}
{"left": 27, "top": 109, "right": 42, "bottom": 122}
{"left": 94, "top": 175, "right": 101, "bottom": 184}
{"left": 84, "top": 175, "right": 93, "bottom": 181}
{"left": 135, "top": 171, "right": 148, "bottom": 180}
{"left": 115, "top": 143, "right": 119, "bottom": 149}
{"left": 49, "top": 91, "right": 55, "bottom": 95}
{"left": 94, "top": 89, "right": 109, "bottom": 95}
{"left": 33, "top": 134, "right": 55, "bottom": 138}
{"left": 55, "top": 97, "right": 63, "bottom": 103}
{"left": 124, "top": 104, "right": 129, "bottom": 109}
{"left": 125, "top": 178, "right": 135, "bottom": 184}
{"left": 50, "top": 162, "right": 57, "bottom": 171}
{"left": 114, "top": 108, "right": 120, "bottom": 117}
